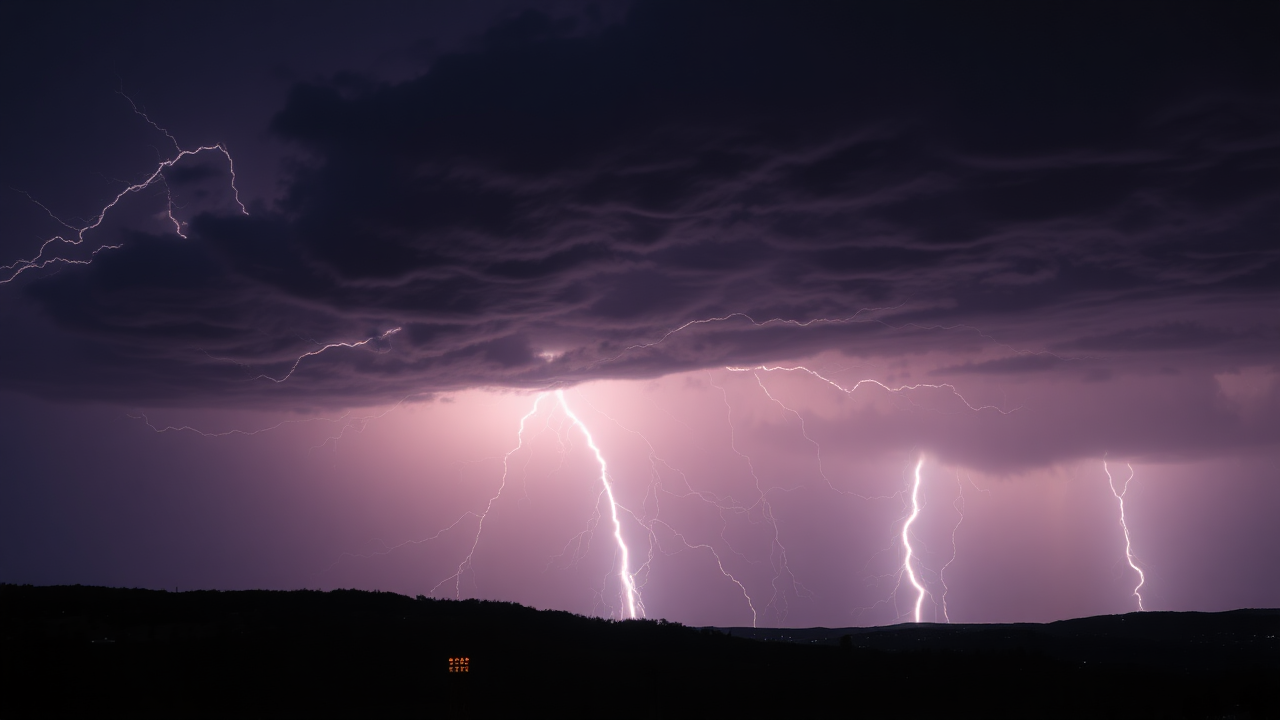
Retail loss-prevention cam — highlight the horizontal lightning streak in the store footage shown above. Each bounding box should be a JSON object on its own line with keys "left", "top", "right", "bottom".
{"left": 2, "top": 96, "right": 247, "bottom": 284}
{"left": 249, "top": 328, "right": 402, "bottom": 383}
{"left": 729, "top": 364, "right": 1015, "bottom": 414}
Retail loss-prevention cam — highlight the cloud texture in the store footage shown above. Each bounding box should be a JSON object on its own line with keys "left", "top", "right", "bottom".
{"left": 3, "top": 2, "right": 1277, "bottom": 414}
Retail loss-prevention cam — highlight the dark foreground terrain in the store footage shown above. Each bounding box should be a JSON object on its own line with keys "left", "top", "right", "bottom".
{"left": 2, "top": 585, "right": 1276, "bottom": 718}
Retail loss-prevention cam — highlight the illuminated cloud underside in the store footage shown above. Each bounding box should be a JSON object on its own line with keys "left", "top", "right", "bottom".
{"left": 0, "top": 1, "right": 1276, "bottom": 626}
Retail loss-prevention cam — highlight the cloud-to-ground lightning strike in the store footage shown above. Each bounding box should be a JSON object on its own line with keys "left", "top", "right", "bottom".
{"left": 430, "top": 394, "right": 548, "bottom": 599}
{"left": 710, "top": 373, "right": 811, "bottom": 624}
{"left": 2, "top": 96, "right": 247, "bottom": 284}
{"left": 120, "top": 316, "right": 1014, "bottom": 626}
{"left": 575, "top": 396, "right": 759, "bottom": 626}
{"left": 735, "top": 363, "right": 1007, "bottom": 624}
{"left": 1104, "top": 458, "right": 1146, "bottom": 611}
{"left": 23, "top": 135, "right": 1035, "bottom": 630}
{"left": 938, "top": 471, "right": 968, "bottom": 623}
{"left": 901, "top": 456, "right": 928, "bottom": 623}
{"left": 556, "top": 390, "right": 642, "bottom": 619}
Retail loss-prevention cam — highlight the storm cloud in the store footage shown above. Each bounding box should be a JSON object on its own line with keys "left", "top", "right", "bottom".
{"left": 2, "top": 1, "right": 1279, "bottom": 623}
{"left": 3, "top": 1, "right": 1277, "bottom": 410}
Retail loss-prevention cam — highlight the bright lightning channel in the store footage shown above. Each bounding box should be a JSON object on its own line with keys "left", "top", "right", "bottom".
{"left": 1104, "top": 458, "right": 1145, "bottom": 611}
{"left": 575, "top": 396, "right": 758, "bottom": 626}
{"left": 556, "top": 389, "right": 642, "bottom": 619}
{"left": 901, "top": 456, "right": 928, "bottom": 623}
{"left": 739, "top": 364, "right": 1002, "bottom": 624}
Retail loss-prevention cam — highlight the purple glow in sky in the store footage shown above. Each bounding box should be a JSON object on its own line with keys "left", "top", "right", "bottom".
{"left": 1, "top": 1, "right": 1277, "bottom": 627}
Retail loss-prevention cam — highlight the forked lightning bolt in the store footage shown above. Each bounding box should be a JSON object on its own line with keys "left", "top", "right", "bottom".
{"left": 737, "top": 363, "right": 1006, "bottom": 623}
{"left": 938, "top": 470, "right": 969, "bottom": 623}
{"left": 570, "top": 396, "right": 759, "bottom": 626}
{"left": 6, "top": 88, "right": 1163, "bottom": 628}
{"left": 556, "top": 389, "right": 642, "bottom": 619}
{"left": 3, "top": 95, "right": 246, "bottom": 284}
{"left": 429, "top": 394, "right": 547, "bottom": 599}
{"left": 1104, "top": 458, "right": 1145, "bottom": 611}
{"left": 711, "top": 373, "right": 811, "bottom": 623}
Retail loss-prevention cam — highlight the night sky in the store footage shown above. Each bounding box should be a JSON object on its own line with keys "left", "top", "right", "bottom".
{"left": 2, "top": 1, "right": 1277, "bottom": 627}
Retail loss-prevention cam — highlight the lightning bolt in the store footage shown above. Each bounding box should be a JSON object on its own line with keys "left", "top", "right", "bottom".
{"left": 900, "top": 456, "right": 928, "bottom": 623}
{"left": 730, "top": 363, "right": 1016, "bottom": 415}
{"left": 7, "top": 88, "right": 1154, "bottom": 627}
{"left": 572, "top": 395, "right": 759, "bottom": 626}
{"left": 2, "top": 94, "right": 247, "bottom": 284}
{"left": 244, "top": 327, "right": 403, "bottom": 383}
{"left": 1104, "top": 458, "right": 1145, "bottom": 611}
{"left": 748, "top": 369, "right": 907, "bottom": 502}
{"left": 430, "top": 393, "right": 547, "bottom": 599}
{"left": 710, "top": 372, "right": 811, "bottom": 624}
{"left": 938, "top": 470, "right": 968, "bottom": 624}
{"left": 556, "top": 389, "right": 642, "bottom": 619}
{"left": 735, "top": 362, "right": 1008, "bottom": 624}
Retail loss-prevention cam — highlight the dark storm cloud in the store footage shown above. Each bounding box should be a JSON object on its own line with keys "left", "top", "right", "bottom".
{"left": 3, "top": 0, "right": 1278, "bottom": 407}
{"left": 1061, "top": 322, "right": 1238, "bottom": 353}
{"left": 931, "top": 355, "right": 1064, "bottom": 375}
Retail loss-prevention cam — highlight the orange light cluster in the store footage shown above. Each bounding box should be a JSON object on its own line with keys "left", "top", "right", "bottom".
{"left": 447, "top": 657, "right": 470, "bottom": 673}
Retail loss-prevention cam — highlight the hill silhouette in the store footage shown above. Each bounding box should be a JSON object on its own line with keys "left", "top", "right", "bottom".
{"left": 3, "top": 584, "right": 1276, "bottom": 718}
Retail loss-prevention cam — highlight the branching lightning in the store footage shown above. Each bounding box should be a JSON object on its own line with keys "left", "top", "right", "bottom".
{"left": 0, "top": 79, "right": 1174, "bottom": 631}
{"left": 556, "top": 389, "right": 642, "bottom": 619}
{"left": 430, "top": 394, "right": 547, "bottom": 599}
{"left": 119, "top": 344, "right": 1015, "bottom": 626}
{"left": 570, "top": 396, "right": 759, "bottom": 626}
{"left": 938, "top": 470, "right": 968, "bottom": 623}
{"left": 709, "top": 373, "right": 811, "bottom": 623}
{"left": 3, "top": 96, "right": 247, "bottom": 284}
{"left": 729, "top": 363, "right": 1016, "bottom": 415}
{"left": 248, "top": 328, "right": 402, "bottom": 383}
{"left": 733, "top": 361, "right": 1005, "bottom": 624}
{"left": 1104, "top": 458, "right": 1146, "bottom": 611}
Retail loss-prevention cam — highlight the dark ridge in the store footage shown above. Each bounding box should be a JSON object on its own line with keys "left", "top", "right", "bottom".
{"left": 3, "top": 584, "right": 1276, "bottom": 719}
{"left": 721, "top": 610, "right": 1280, "bottom": 673}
